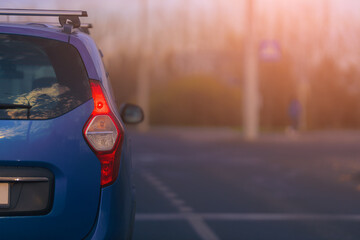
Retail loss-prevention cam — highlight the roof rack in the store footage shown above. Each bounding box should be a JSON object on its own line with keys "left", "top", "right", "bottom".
{"left": 0, "top": 9, "right": 88, "bottom": 34}
{"left": 79, "top": 23, "right": 93, "bottom": 34}
{"left": 0, "top": 9, "right": 87, "bottom": 17}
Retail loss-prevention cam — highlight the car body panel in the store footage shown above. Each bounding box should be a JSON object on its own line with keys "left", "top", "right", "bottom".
{"left": 0, "top": 24, "right": 68, "bottom": 42}
{"left": 69, "top": 34, "right": 100, "bottom": 81}
{"left": 0, "top": 22, "right": 135, "bottom": 240}
{"left": 0, "top": 100, "right": 102, "bottom": 239}
{"left": 85, "top": 136, "right": 135, "bottom": 240}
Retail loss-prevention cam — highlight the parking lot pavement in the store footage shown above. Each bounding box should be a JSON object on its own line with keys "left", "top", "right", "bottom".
{"left": 130, "top": 128, "right": 360, "bottom": 240}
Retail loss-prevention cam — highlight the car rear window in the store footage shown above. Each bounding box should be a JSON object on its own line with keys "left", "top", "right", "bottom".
{"left": 0, "top": 33, "right": 91, "bottom": 120}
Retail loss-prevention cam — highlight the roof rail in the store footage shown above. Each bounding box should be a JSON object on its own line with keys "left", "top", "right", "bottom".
{"left": 0, "top": 9, "right": 88, "bottom": 33}
{"left": 25, "top": 22, "right": 92, "bottom": 28}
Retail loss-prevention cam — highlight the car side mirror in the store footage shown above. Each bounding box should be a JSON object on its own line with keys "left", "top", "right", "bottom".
{"left": 119, "top": 103, "right": 144, "bottom": 124}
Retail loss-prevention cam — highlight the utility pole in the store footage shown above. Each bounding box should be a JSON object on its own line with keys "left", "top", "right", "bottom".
{"left": 243, "top": 0, "right": 259, "bottom": 140}
{"left": 137, "top": 0, "right": 151, "bottom": 132}
{"left": 321, "top": 0, "right": 330, "bottom": 50}
{"left": 182, "top": 0, "right": 190, "bottom": 50}
{"left": 215, "top": 0, "right": 224, "bottom": 48}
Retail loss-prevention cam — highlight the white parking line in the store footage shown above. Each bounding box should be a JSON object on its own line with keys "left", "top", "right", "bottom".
{"left": 136, "top": 213, "right": 360, "bottom": 221}
{"left": 179, "top": 206, "right": 193, "bottom": 213}
{"left": 141, "top": 171, "right": 220, "bottom": 240}
{"left": 187, "top": 215, "right": 220, "bottom": 240}
{"left": 164, "top": 192, "right": 179, "bottom": 200}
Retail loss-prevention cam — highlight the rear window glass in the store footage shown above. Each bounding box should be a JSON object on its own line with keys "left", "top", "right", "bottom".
{"left": 0, "top": 34, "right": 91, "bottom": 120}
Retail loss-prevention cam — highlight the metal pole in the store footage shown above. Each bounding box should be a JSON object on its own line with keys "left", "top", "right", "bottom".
{"left": 243, "top": 0, "right": 259, "bottom": 140}
{"left": 182, "top": 0, "right": 189, "bottom": 50}
{"left": 137, "top": 0, "right": 150, "bottom": 132}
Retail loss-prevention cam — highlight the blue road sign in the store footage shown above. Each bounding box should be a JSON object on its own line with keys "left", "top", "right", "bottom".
{"left": 259, "top": 40, "right": 281, "bottom": 61}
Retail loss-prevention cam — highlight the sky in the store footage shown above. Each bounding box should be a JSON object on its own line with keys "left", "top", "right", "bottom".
{"left": 1, "top": 0, "right": 360, "bottom": 63}
{"left": 2, "top": 0, "right": 360, "bottom": 21}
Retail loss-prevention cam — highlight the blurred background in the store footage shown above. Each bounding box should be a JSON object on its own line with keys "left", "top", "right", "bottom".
{"left": 3, "top": 1, "right": 360, "bottom": 239}
{"left": 3, "top": 0, "right": 360, "bottom": 133}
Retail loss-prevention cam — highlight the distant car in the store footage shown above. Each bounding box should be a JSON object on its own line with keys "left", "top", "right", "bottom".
{"left": 0, "top": 9, "right": 143, "bottom": 240}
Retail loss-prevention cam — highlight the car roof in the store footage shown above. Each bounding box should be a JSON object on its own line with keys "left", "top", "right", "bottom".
{"left": 0, "top": 22, "right": 90, "bottom": 39}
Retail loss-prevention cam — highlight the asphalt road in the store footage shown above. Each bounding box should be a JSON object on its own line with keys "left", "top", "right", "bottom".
{"left": 130, "top": 128, "right": 360, "bottom": 240}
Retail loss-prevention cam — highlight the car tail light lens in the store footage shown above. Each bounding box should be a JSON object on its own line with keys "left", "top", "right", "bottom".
{"left": 83, "top": 80, "right": 123, "bottom": 187}
{"left": 85, "top": 115, "right": 118, "bottom": 151}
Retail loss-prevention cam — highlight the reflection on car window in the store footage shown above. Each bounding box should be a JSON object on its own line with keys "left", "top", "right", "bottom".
{"left": 0, "top": 34, "right": 91, "bottom": 120}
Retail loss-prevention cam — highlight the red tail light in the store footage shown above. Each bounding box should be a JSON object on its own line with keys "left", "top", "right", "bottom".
{"left": 83, "top": 80, "right": 124, "bottom": 187}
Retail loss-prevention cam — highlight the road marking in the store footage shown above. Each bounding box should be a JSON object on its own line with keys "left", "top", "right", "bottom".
{"left": 164, "top": 191, "right": 178, "bottom": 199}
{"left": 187, "top": 214, "right": 220, "bottom": 240}
{"left": 136, "top": 213, "right": 360, "bottom": 221}
{"left": 141, "top": 171, "right": 220, "bottom": 240}
{"left": 172, "top": 199, "right": 185, "bottom": 206}
{"left": 179, "top": 206, "right": 193, "bottom": 213}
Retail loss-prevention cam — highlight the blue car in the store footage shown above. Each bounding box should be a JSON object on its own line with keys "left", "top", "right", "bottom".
{"left": 0, "top": 9, "right": 142, "bottom": 240}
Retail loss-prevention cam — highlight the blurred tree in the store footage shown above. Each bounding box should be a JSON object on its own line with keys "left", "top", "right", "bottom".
{"left": 150, "top": 75, "right": 242, "bottom": 126}
{"left": 86, "top": 0, "right": 360, "bottom": 131}
{"left": 259, "top": 54, "right": 297, "bottom": 130}
{"left": 308, "top": 57, "right": 360, "bottom": 129}
{"left": 106, "top": 54, "right": 140, "bottom": 107}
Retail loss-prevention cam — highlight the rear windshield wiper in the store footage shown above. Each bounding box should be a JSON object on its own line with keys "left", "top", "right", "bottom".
{"left": 0, "top": 103, "right": 32, "bottom": 109}
{"left": 0, "top": 103, "right": 32, "bottom": 119}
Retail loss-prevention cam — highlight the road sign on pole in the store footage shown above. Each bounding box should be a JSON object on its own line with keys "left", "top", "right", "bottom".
{"left": 243, "top": 0, "right": 259, "bottom": 141}
{"left": 259, "top": 40, "right": 281, "bottom": 62}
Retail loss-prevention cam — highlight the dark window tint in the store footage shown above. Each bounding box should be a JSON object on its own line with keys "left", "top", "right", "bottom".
{"left": 0, "top": 34, "right": 91, "bottom": 120}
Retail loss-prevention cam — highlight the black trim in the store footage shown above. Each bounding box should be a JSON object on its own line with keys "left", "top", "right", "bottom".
{"left": 0, "top": 166, "right": 54, "bottom": 216}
